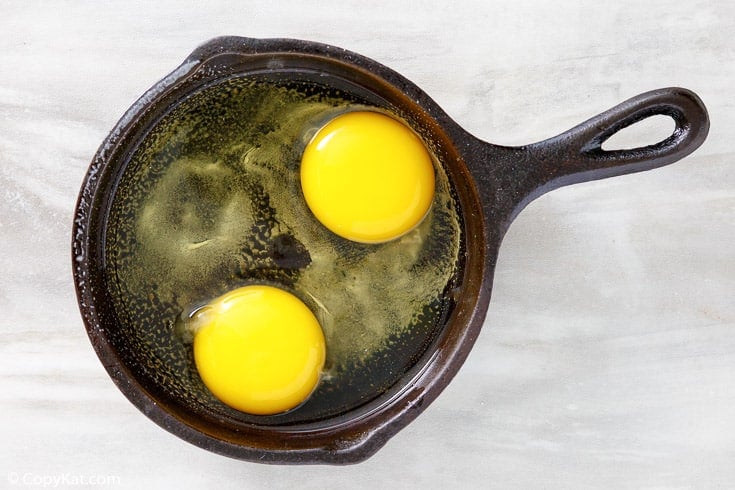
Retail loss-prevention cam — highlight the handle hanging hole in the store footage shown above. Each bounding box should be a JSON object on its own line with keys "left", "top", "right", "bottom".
{"left": 601, "top": 114, "right": 676, "bottom": 151}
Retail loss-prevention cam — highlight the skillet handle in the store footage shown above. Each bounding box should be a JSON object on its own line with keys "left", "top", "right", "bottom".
{"left": 530, "top": 87, "right": 709, "bottom": 184}
{"left": 482, "top": 87, "right": 709, "bottom": 231}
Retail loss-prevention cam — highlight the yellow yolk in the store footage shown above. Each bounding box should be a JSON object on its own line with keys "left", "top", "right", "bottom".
{"left": 192, "top": 285, "right": 325, "bottom": 415}
{"left": 300, "top": 111, "right": 435, "bottom": 243}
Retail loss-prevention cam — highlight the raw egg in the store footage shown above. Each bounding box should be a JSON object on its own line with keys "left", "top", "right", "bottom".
{"left": 300, "top": 111, "right": 435, "bottom": 243}
{"left": 191, "top": 285, "right": 325, "bottom": 415}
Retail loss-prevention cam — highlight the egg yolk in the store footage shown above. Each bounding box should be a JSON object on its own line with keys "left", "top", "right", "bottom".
{"left": 300, "top": 111, "right": 435, "bottom": 243}
{"left": 192, "top": 285, "right": 325, "bottom": 415}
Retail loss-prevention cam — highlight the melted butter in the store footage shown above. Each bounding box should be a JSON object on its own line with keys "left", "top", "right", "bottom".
{"left": 105, "top": 76, "right": 462, "bottom": 421}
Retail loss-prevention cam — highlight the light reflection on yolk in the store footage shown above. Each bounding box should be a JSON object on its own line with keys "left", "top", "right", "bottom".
{"left": 300, "top": 111, "right": 435, "bottom": 243}
{"left": 192, "top": 285, "right": 325, "bottom": 415}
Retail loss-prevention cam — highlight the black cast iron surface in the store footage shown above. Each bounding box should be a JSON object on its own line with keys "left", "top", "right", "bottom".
{"left": 72, "top": 36, "right": 709, "bottom": 464}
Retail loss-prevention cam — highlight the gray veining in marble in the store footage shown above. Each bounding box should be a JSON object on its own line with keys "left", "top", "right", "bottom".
{"left": 1, "top": 1, "right": 733, "bottom": 488}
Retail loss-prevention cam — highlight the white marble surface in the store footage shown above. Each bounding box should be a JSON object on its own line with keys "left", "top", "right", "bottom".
{"left": 1, "top": 1, "right": 734, "bottom": 488}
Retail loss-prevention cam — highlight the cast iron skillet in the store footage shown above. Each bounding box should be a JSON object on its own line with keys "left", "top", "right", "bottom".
{"left": 72, "top": 36, "right": 709, "bottom": 464}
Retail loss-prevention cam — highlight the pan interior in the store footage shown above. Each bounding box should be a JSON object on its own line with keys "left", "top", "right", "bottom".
{"left": 102, "top": 71, "right": 464, "bottom": 426}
